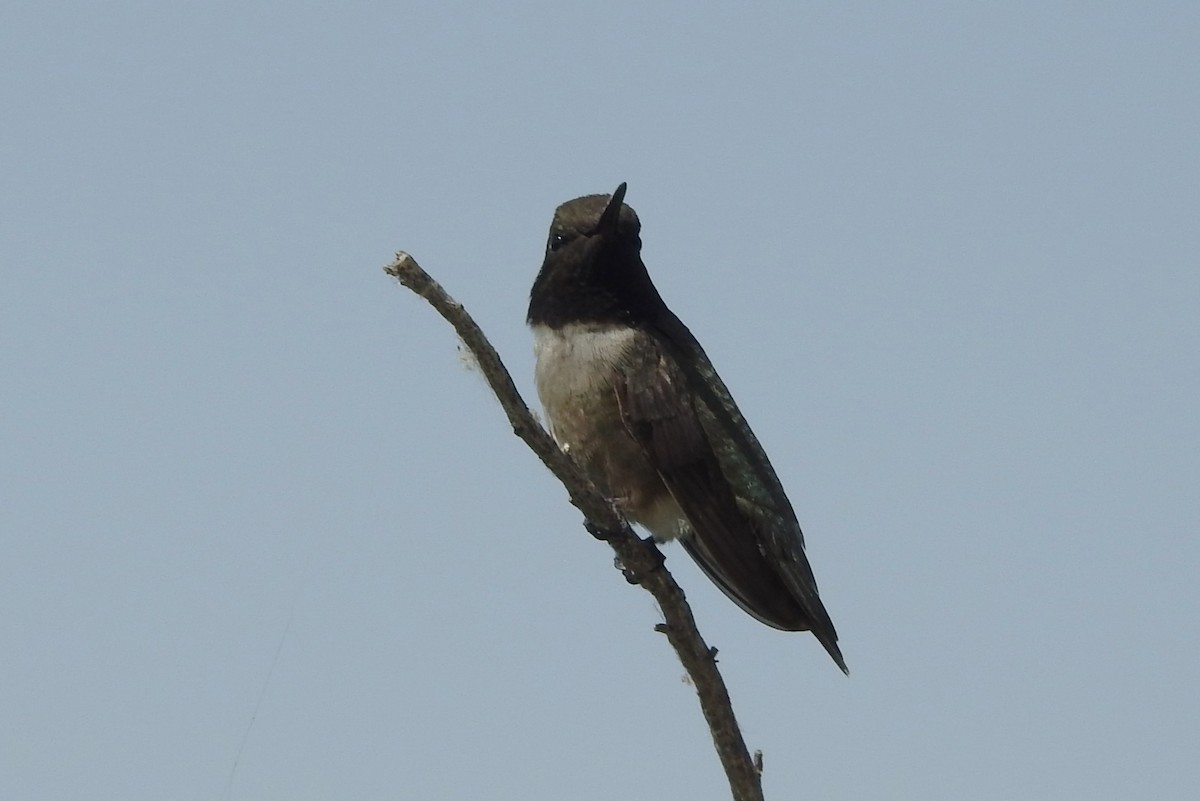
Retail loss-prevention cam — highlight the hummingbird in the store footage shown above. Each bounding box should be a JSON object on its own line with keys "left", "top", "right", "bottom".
{"left": 527, "top": 183, "right": 846, "bottom": 673}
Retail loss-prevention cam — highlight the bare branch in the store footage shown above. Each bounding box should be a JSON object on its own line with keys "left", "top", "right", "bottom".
{"left": 386, "top": 251, "right": 765, "bottom": 801}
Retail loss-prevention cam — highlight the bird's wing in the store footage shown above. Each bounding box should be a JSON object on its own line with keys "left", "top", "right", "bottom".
{"left": 617, "top": 320, "right": 848, "bottom": 673}
{"left": 611, "top": 341, "right": 821, "bottom": 633}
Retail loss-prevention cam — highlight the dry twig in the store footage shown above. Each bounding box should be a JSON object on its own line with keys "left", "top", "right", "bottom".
{"left": 386, "top": 251, "right": 764, "bottom": 801}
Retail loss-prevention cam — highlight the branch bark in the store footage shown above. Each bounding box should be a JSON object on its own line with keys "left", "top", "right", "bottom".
{"left": 386, "top": 252, "right": 765, "bottom": 801}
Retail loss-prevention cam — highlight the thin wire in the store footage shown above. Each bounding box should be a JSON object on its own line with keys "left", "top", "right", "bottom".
{"left": 223, "top": 588, "right": 301, "bottom": 800}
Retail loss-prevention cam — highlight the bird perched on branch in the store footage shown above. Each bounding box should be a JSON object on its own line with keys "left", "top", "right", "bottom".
{"left": 528, "top": 183, "right": 847, "bottom": 674}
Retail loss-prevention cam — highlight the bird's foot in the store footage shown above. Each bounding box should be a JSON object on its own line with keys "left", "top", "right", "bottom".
{"left": 613, "top": 535, "right": 665, "bottom": 584}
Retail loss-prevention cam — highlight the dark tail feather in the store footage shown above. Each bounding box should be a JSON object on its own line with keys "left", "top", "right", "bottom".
{"left": 680, "top": 536, "right": 848, "bottom": 674}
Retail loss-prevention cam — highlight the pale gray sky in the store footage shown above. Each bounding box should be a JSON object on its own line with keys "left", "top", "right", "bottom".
{"left": 3, "top": 3, "right": 1197, "bottom": 799}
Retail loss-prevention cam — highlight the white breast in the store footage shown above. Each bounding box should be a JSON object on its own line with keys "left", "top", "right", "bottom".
{"left": 530, "top": 322, "right": 690, "bottom": 542}
{"left": 531, "top": 322, "right": 640, "bottom": 423}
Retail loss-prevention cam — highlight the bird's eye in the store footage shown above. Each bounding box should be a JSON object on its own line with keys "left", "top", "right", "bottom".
{"left": 549, "top": 232, "right": 568, "bottom": 252}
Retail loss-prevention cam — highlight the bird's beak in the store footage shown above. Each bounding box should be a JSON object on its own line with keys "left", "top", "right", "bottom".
{"left": 593, "top": 182, "right": 628, "bottom": 236}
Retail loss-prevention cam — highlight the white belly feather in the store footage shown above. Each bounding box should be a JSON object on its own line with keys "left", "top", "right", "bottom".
{"left": 531, "top": 322, "right": 689, "bottom": 541}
